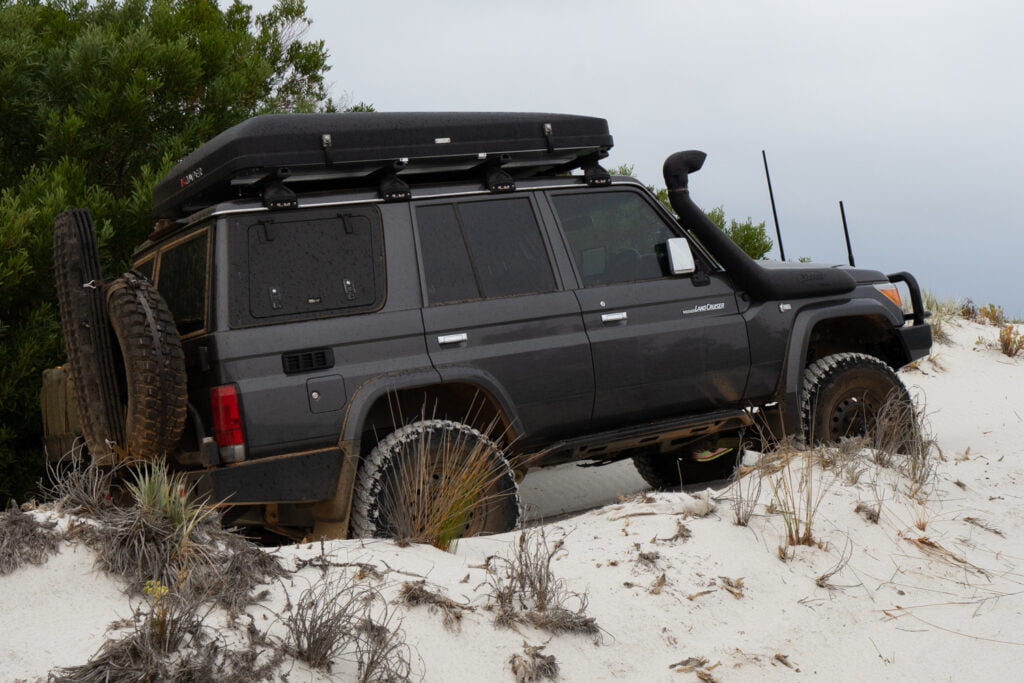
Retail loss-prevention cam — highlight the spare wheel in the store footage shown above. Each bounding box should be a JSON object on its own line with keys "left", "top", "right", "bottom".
{"left": 104, "top": 272, "right": 188, "bottom": 461}
{"left": 52, "top": 209, "right": 124, "bottom": 465}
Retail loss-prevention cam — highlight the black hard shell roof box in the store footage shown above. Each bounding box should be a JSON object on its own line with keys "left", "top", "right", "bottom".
{"left": 153, "top": 112, "right": 613, "bottom": 219}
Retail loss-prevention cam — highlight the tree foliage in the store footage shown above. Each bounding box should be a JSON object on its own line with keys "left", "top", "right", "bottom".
{"left": 609, "top": 164, "right": 774, "bottom": 260}
{"left": 0, "top": 0, "right": 335, "bottom": 504}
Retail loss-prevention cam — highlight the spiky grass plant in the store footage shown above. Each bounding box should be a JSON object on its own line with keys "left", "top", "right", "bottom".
{"left": 379, "top": 417, "right": 520, "bottom": 551}
{"left": 487, "top": 527, "right": 599, "bottom": 636}
{"left": 43, "top": 444, "right": 121, "bottom": 516}
{"left": 72, "top": 459, "right": 284, "bottom": 611}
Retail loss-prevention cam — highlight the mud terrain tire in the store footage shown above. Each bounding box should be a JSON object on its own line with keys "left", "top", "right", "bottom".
{"left": 52, "top": 209, "right": 124, "bottom": 465}
{"left": 105, "top": 272, "right": 188, "bottom": 460}
{"left": 350, "top": 420, "right": 520, "bottom": 539}
{"left": 801, "top": 352, "right": 910, "bottom": 445}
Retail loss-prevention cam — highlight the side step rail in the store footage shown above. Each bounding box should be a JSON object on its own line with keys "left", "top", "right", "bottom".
{"left": 533, "top": 409, "right": 753, "bottom": 466}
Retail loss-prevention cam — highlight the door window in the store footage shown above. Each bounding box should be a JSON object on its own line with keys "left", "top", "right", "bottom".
{"left": 417, "top": 197, "right": 556, "bottom": 304}
{"left": 551, "top": 191, "right": 679, "bottom": 287}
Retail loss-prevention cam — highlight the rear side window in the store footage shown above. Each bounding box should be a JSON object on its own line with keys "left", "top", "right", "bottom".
{"left": 156, "top": 230, "right": 209, "bottom": 336}
{"left": 229, "top": 207, "right": 385, "bottom": 327}
{"left": 416, "top": 197, "right": 556, "bottom": 304}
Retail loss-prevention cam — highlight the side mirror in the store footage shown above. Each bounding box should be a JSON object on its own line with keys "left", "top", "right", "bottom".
{"left": 666, "top": 237, "right": 696, "bottom": 275}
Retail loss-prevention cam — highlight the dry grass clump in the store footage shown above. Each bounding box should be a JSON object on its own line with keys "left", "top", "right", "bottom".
{"left": 42, "top": 447, "right": 121, "bottom": 516}
{"left": 487, "top": 527, "right": 599, "bottom": 636}
{"left": 870, "top": 392, "right": 937, "bottom": 499}
{"left": 54, "top": 587, "right": 285, "bottom": 682}
{"left": 764, "top": 446, "right": 830, "bottom": 548}
{"left": 977, "top": 302, "right": 1007, "bottom": 326}
{"left": 998, "top": 324, "right": 1024, "bottom": 358}
{"left": 0, "top": 503, "right": 62, "bottom": 574}
{"left": 398, "top": 580, "right": 475, "bottom": 632}
{"left": 286, "top": 574, "right": 412, "bottom": 681}
{"left": 509, "top": 642, "right": 559, "bottom": 683}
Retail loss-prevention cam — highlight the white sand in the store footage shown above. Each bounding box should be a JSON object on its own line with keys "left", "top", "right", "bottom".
{"left": 3, "top": 316, "right": 1023, "bottom": 681}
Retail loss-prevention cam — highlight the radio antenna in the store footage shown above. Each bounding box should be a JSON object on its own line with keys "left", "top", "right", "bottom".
{"left": 761, "top": 150, "right": 786, "bottom": 261}
{"left": 839, "top": 200, "right": 855, "bottom": 266}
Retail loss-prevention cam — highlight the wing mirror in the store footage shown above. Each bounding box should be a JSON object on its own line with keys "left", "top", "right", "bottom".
{"left": 666, "top": 237, "right": 696, "bottom": 275}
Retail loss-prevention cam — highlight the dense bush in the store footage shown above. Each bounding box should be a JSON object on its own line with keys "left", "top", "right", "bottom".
{"left": 0, "top": 0, "right": 334, "bottom": 505}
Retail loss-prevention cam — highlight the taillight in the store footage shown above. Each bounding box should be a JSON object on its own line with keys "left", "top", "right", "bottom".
{"left": 210, "top": 384, "right": 246, "bottom": 463}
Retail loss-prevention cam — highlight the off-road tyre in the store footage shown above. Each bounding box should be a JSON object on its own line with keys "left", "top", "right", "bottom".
{"left": 350, "top": 420, "right": 520, "bottom": 539}
{"left": 632, "top": 434, "right": 741, "bottom": 490}
{"left": 52, "top": 209, "right": 124, "bottom": 465}
{"left": 801, "top": 352, "right": 910, "bottom": 445}
{"left": 105, "top": 272, "right": 188, "bottom": 460}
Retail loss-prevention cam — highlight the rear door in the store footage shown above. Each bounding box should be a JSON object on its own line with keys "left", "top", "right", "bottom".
{"left": 416, "top": 195, "right": 593, "bottom": 442}
{"left": 547, "top": 188, "right": 750, "bottom": 429}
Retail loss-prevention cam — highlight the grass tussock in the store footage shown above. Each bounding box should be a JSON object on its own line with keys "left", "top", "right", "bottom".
{"left": 285, "top": 574, "right": 412, "bottom": 681}
{"left": 380, "top": 415, "right": 520, "bottom": 552}
{"left": 487, "top": 527, "right": 599, "bottom": 636}
{"left": 922, "top": 291, "right": 958, "bottom": 344}
{"left": 56, "top": 460, "right": 284, "bottom": 613}
{"left": 0, "top": 503, "right": 62, "bottom": 574}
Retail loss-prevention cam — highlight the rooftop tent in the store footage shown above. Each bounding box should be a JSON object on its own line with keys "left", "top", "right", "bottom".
{"left": 153, "top": 112, "right": 613, "bottom": 219}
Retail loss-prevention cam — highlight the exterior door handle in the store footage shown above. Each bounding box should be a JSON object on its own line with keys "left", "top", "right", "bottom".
{"left": 601, "top": 311, "right": 628, "bottom": 323}
{"left": 438, "top": 332, "right": 468, "bottom": 345}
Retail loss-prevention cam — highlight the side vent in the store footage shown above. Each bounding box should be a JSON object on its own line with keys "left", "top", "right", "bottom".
{"left": 282, "top": 348, "right": 335, "bottom": 375}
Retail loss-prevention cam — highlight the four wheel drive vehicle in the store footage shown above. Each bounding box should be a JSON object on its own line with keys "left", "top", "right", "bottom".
{"left": 45, "top": 112, "right": 932, "bottom": 540}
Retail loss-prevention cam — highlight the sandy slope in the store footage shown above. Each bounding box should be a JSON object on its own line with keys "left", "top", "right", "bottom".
{"left": 2, "top": 317, "right": 1023, "bottom": 682}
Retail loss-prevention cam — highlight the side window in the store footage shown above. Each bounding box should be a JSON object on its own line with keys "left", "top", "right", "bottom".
{"left": 228, "top": 207, "right": 385, "bottom": 327}
{"left": 417, "top": 197, "right": 556, "bottom": 305}
{"left": 551, "top": 191, "right": 679, "bottom": 287}
{"left": 134, "top": 256, "right": 155, "bottom": 282}
{"left": 156, "top": 230, "right": 209, "bottom": 335}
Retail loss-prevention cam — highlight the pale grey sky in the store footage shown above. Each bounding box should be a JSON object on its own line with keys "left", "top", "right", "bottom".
{"left": 250, "top": 0, "right": 1024, "bottom": 316}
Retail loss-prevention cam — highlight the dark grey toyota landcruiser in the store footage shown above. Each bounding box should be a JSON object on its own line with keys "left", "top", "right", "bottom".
{"left": 49, "top": 112, "right": 931, "bottom": 540}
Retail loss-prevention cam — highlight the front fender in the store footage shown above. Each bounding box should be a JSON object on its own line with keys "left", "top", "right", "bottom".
{"left": 778, "top": 298, "right": 903, "bottom": 434}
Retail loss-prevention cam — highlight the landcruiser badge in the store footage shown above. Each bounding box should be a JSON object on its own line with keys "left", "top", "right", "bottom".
{"left": 683, "top": 302, "right": 726, "bottom": 315}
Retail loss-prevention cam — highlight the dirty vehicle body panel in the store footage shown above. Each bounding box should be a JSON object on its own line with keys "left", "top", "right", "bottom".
{"left": 119, "top": 112, "right": 931, "bottom": 529}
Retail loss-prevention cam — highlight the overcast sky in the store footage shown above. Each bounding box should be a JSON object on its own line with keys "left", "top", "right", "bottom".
{"left": 250, "top": 0, "right": 1024, "bottom": 316}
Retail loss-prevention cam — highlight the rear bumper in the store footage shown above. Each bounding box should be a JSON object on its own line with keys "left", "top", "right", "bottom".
{"left": 187, "top": 446, "right": 343, "bottom": 505}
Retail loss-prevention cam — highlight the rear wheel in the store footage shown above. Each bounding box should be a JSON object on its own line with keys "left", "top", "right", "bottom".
{"left": 350, "top": 420, "right": 520, "bottom": 543}
{"left": 801, "top": 352, "right": 910, "bottom": 445}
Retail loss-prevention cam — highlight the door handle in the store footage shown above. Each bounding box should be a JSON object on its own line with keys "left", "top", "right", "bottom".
{"left": 601, "top": 311, "right": 628, "bottom": 323}
{"left": 437, "top": 332, "right": 468, "bottom": 345}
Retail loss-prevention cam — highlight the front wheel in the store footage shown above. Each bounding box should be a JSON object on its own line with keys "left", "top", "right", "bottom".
{"left": 800, "top": 352, "right": 911, "bottom": 445}
{"left": 350, "top": 420, "right": 520, "bottom": 544}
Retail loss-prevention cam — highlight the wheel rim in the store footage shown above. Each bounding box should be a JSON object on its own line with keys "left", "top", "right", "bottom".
{"left": 825, "top": 389, "right": 883, "bottom": 441}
